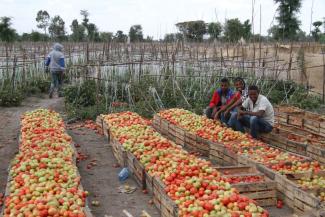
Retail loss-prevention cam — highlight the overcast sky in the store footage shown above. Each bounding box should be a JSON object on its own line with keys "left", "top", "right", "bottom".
{"left": 1, "top": 0, "right": 324, "bottom": 39}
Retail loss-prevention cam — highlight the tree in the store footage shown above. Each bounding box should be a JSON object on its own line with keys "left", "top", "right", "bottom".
{"left": 242, "top": 20, "right": 251, "bottom": 40}
{"left": 36, "top": 10, "right": 50, "bottom": 35}
{"left": 268, "top": 25, "right": 281, "bottom": 40}
{"left": 80, "top": 10, "right": 89, "bottom": 34}
{"left": 311, "top": 21, "right": 323, "bottom": 41}
{"left": 164, "top": 33, "right": 176, "bottom": 42}
{"left": 87, "top": 23, "right": 100, "bottom": 41}
{"left": 145, "top": 36, "right": 153, "bottom": 42}
{"left": 207, "top": 22, "right": 222, "bottom": 40}
{"left": 176, "top": 20, "right": 206, "bottom": 41}
{"left": 48, "top": 15, "right": 65, "bottom": 40}
{"left": 114, "top": 30, "right": 127, "bottom": 42}
{"left": 129, "top": 25, "right": 143, "bottom": 42}
{"left": 100, "top": 32, "right": 113, "bottom": 42}
{"left": 274, "top": 0, "right": 302, "bottom": 40}
{"left": 70, "top": 19, "right": 85, "bottom": 42}
{"left": 0, "top": 17, "right": 16, "bottom": 42}
{"left": 223, "top": 18, "right": 244, "bottom": 42}
{"left": 30, "top": 31, "right": 42, "bottom": 41}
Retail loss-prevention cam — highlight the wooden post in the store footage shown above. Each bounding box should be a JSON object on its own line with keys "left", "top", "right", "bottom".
{"left": 322, "top": 47, "right": 325, "bottom": 103}
{"left": 287, "top": 42, "right": 293, "bottom": 80}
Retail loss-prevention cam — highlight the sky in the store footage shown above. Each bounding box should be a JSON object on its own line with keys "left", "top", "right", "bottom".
{"left": 1, "top": 0, "right": 324, "bottom": 39}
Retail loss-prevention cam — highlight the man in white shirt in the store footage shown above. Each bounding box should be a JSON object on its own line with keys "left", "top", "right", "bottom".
{"left": 228, "top": 85, "right": 274, "bottom": 138}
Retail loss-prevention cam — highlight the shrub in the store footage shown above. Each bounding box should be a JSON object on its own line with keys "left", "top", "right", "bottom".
{"left": 0, "top": 88, "right": 24, "bottom": 106}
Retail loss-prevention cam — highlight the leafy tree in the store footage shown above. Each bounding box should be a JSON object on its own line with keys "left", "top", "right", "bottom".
{"left": 274, "top": 0, "right": 302, "bottom": 40}
{"left": 100, "top": 32, "right": 113, "bottom": 42}
{"left": 164, "top": 33, "right": 176, "bottom": 42}
{"left": 242, "top": 20, "right": 251, "bottom": 40}
{"left": 80, "top": 10, "right": 89, "bottom": 29}
{"left": 70, "top": 19, "right": 85, "bottom": 42}
{"left": 145, "top": 36, "right": 153, "bottom": 42}
{"left": 129, "top": 25, "right": 143, "bottom": 42}
{"left": 311, "top": 21, "right": 323, "bottom": 41}
{"left": 163, "top": 33, "right": 183, "bottom": 42}
{"left": 114, "top": 30, "right": 127, "bottom": 42}
{"left": 207, "top": 22, "right": 222, "bottom": 39}
{"left": 0, "top": 17, "right": 16, "bottom": 42}
{"left": 36, "top": 10, "right": 50, "bottom": 35}
{"left": 223, "top": 18, "right": 243, "bottom": 42}
{"left": 296, "top": 30, "right": 307, "bottom": 41}
{"left": 48, "top": 15, "right": 65, "bottom": 40}
{"left": 26, "top": 31, "right": 49, "bottom": 41}
{"left": 176, "top": 20, "right": 206, "bottom": 41}
{"left": 268, "top": 25, "right": 281, "bottom": 40}
{"left": 87, "top": 23, "right": 100, "bottom": 41}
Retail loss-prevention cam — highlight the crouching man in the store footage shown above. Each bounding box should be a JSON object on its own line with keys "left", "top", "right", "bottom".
{"left": 228, "top": 85, "right": 274, "bottom": 139}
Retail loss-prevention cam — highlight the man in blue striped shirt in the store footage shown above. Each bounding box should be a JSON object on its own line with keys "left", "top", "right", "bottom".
{"left": 45, "top": 43, "right": 65, "bottom": 98}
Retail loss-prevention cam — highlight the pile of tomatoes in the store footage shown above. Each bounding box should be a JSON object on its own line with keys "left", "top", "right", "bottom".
{"left": 3, "top": 109, "right": 88, "bottom": 217}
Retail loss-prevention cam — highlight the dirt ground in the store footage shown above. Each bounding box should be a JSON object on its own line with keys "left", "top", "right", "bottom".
{"left": 0, "top": 95, "right": 310, "bottom": 217}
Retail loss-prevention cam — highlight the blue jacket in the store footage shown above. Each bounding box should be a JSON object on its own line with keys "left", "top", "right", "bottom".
{"left": 45, "top": 43, "right": 65, "bottom": 72}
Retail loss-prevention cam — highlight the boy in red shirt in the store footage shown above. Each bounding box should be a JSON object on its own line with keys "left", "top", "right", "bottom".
{"left": 206, "top": 78, "right": 234, "bottom": 120}
{"left": 215, "top": 77, "right": 247, "bottom": 123}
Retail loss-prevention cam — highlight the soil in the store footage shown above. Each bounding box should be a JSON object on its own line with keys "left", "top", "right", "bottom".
{"left": 0, "top": 95, "right": 309, "bottom": 217}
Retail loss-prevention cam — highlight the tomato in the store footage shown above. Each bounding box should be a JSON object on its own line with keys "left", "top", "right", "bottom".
{"left": 277, "top": 199, "right": 283, "bottom": 208}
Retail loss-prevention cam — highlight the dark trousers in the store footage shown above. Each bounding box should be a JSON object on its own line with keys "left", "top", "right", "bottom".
{"left": 228, "top": 113, "right": 273, "bottom": 138}
{"left": 49, "top": 71, "right": 63, "bottom": 96}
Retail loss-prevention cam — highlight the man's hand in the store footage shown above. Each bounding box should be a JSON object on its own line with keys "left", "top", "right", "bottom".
{"left": 237, "top": 109, "right": 246, "bottom": 119}
{"left": 214, "top": 111, "right": 221, "bottom": 120}
{"left": 224, "top": 109, "right": 230, "bottom": 117}
{"left": 211, "top": 107, "right": 218, "bottom": 118}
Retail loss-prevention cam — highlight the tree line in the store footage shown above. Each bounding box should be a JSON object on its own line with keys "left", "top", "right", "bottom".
{"left": 0, "top": 0, "right": 324, "bottom": 43}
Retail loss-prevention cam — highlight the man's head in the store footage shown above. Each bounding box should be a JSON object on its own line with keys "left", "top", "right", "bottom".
{"left": 53, "top": 43, "right": 63, "bottom": 52}
{"left": 234, "top": 77, "right": 245, "bottom": 91}
{"left": 248, "top": 85, "right": 259, "bottom": 103}
{"left": 220, "top": 77, "right": 230, "bottom": 93}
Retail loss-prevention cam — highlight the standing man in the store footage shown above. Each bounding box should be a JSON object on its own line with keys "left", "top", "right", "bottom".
{"left": 228, "top": 85, "right": 274, "bottom": 139}
{"left": 206, "top": 78, "right": 234, "bottom": 121}
{"left": 45, "top": 43, "right": 65, "bottom": 98}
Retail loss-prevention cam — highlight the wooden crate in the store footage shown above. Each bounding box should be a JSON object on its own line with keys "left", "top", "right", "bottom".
{"left": 320, "top": 122, "right": 325, "bottom": 137}
{"left": 95, "top": 115, "right": 103, "bottom": 129}
{"left": 194, "top": 137, "right": 209, "bottom": 156}
{"left": 274, "top": 173, "right": 298, "bottom": 203}
{"left": 145, "top": 171, "right": 154, "bottom": 193}
{"left": 111, "top": 138, "right": 127, "bottom": 167}
{"left": 216, "top": 165, "right": 277, "bottom": 207}
{"left": 126, "top": 152, "right": 135, "bottom": 174}
{"left": 161, "top": 192, "right": 178, "bottom": 217}
{"left": 261, "top": 127, "right": 310, "bottom": 156}
{"left": 133, "top": 157, "right": 146, "bottom": 190}
{"left": 233, "top": 179, "right": 276, "bottom": 207}
{"left": 237, "top": 155, "right": 260, "bottom": 167}
{"left": 102, "top": 122, "right": 110, "bottom": 141}
{"left": 304, "top": 118, "right": 320, "bottom": 134}
{"left": 294, "top": 188, "right": 321, "bottom": 215}
{"left": 152, "top": 178, "right": 178, "bottom": 217}
{"left": 210, "top": 147, "right": 239, "bottom": 166}
{"left": 256, "top": 164, "right": 277, "bottom": 180}
{"left": 152, "top": 115, "right": 161, "bottom": 128}
{"left": 152, "top": 177, "right": 164, "bottom": 211}
{"left": 307, "top": 146, "right": 325, "bottom": 165}
{"left": 216, "top": 165, "right": 258, "bottom": 175}
{"left": 288, "top": 114, "right": 304, "bottom": 127}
